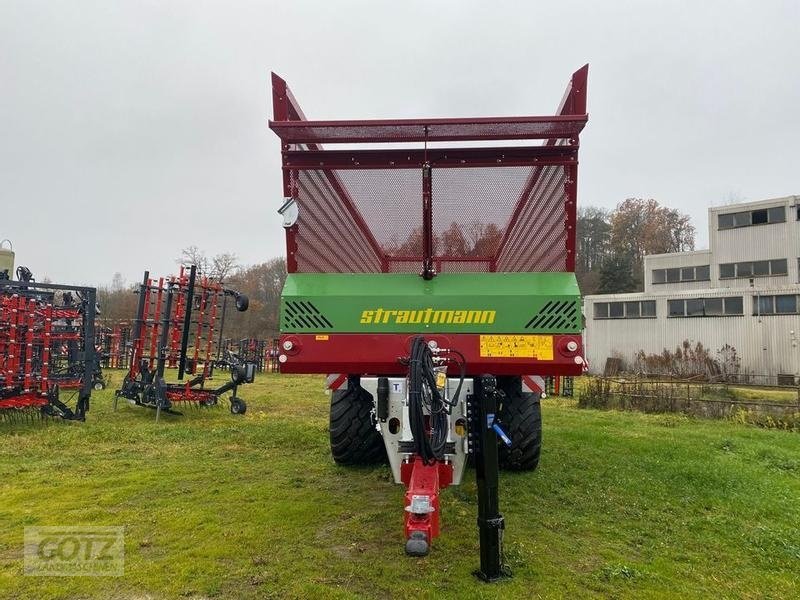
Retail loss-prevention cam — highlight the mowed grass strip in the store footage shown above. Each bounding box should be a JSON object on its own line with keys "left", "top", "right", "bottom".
{"left": 0, "top": 371, "right": 798, "bottom": 599}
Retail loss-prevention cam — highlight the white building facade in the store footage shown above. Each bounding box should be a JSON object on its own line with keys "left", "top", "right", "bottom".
{"left": 584, "top": 195, "right": 800, "bottom": 380}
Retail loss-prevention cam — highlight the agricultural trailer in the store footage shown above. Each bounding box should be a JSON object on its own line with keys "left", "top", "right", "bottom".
{"left": 115, "top": 266, "right": 256, "bottom": 420}
{"left": 269, "top": 65, "right": 588, "bottom": 579}
{"left": 0, "top": 277, "right": 98, "bottom": 422}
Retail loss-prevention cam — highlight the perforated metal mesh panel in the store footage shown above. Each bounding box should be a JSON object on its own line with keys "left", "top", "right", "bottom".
{"left": 271, "top": 117, "right": 585, "bottom": 144}
{"left": 292, "top": 169, "right": 384, "bottom": 273}
{"left": 337, "top": 169, "right": 423, "bottom": 257}
{"left": 291, "top": 162, "right": 570, "bottom": 274}
{"left": 495, "top": 164, "right": 569, "bottom": 272}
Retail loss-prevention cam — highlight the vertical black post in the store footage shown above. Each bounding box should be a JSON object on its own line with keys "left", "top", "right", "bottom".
{"left": 473, "top": 374, "right": 509, "bottom": 582}
{"left": 129, "top": 271, "right": 149, "bottom": 376}
{"left": 177, "top": 265, "right": 197, "bottom": 380}
{"left": 216, "top": 293, "right": 228, "bottom": 361}
{"left": 76, "top": 287, "right": 97, "bottom": 420}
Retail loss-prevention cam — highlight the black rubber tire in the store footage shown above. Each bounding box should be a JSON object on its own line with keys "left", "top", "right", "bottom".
{"left": 230, "top": 398, "right": 247, "bottom": 415}
{"left": 496, "top": 376, "right": 542, "bottom": 471}
{"left": 329, "top": 385, "right": 385, "bottom": 465}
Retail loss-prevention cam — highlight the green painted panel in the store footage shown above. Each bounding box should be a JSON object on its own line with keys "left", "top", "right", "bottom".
{"left": 281, "top": 273, "right": 582, "bottom": 334}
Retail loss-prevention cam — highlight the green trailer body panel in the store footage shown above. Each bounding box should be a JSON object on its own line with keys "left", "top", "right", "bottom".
{"left": 281, "top": 273, "right": 581, "bottom": 335}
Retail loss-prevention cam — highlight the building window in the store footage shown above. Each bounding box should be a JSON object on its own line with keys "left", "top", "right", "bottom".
{"left": 668, "top": 299, "right": 685, "bottom": 317}
{"left": 652, "top": 265, "right": 711, "bottom": 284}
{"left": 718, "top": 206, "right": 786, "bottom": 230}
{"left": 768, "top": 206, "right": 786, "bottom": 223}
{"left": 719, "top": 259, "right": 789, "bottom": 279}
{"left": 594, "top": 300, "right": 657, "bottom": 319}
{"left": 725, "top": 297, "right": 743, "bottom": 314}
{"left": 753, "top": 294, "right": 799, "bottom": 315}
{"left": 719, "top": 263, "right": 735, "bottom": 278}
{"left": 668, "top": 296, "right": 744, "bottom": 317}
{"left": 704, "top": 297, "right": 723, "bottom": 316}
{"left": 771, "top": 259, "right": 788, "bottom": 275}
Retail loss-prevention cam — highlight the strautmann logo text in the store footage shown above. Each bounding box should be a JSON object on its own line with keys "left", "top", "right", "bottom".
{"left": 360, "top": 308, "right": 496, "bottom": 325}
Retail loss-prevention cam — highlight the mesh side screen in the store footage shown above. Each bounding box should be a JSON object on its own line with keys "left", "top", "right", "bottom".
{"left": 431, "top": 167, "right": 531, "bottom": 260}
{"left": 294, "top": 169, "right": 384, "bottom": 272}
{"left": 292, "top": 163, "right": 569, "bottom": 273}
{"left": 438, "top": 260, "right": 493, "bottom": 273}
{"left": 387, "top": 260, "right": 421, "bottom": 273}
{"left": 495, "top": 164, "right": 568, "bottom": 272}
{"left": 336, "top": 169, "right": 423, "bottom": 257}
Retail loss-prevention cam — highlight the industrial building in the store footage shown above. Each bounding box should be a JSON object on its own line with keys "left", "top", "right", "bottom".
{"left": 584, "top": 195, "right": 800, "bottom": 382}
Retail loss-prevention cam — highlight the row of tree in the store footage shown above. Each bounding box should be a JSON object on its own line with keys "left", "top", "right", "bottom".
{"left": 576, "top": 198, "right": 695, "bottom": 294}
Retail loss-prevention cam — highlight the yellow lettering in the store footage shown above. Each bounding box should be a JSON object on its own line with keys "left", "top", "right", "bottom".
{"left": 359, "top": 308, "right": 497, "bottom": 325}
{"left": 466, "top": 310, "right": 482, "bottom": 324}
{"left": 432, "top": 310, "right": 454, "bottom": 324}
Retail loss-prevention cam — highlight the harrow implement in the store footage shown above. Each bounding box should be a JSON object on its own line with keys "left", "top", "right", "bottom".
{"left": 0, "top": 279, "right": 98, "bottom": 423}
{"left": 114, "top": 265, "right": 255, "bottom": 420}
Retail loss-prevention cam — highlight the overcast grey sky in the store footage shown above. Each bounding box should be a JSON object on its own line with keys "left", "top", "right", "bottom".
{"left": 1, "top": 1, "right": 798, "bottom": 286}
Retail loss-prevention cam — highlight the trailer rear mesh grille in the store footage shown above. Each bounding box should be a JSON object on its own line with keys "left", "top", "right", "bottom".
{"left": 290, "top": 163, "right": 571, "bottom": 274}
{"left": 525, "top": 300, "right": 580, "bottom": 332}
{"left": 282, "top": 300, "right": 333, "bottom": 330}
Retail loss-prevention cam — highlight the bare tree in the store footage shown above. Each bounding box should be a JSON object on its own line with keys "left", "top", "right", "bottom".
{"left": 177, "top": 246, "right": 239, "bottom": 281}
{"left": 177, "top": 245, "right": 210, "bottom": 274}
{"left": 211, "top": 252, "right": 239, "bottom": 283}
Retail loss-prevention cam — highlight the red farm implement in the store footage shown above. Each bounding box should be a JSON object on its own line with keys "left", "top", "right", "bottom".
{"left": 269, "top": 65, "right": 589, "bottom": 578}
{"left": 0, "top": 278, "right": 99, "bottom": 423}
{"left": 96, "top": 321, "right": 132, "bottom": 371}
{"left": 114, "top": 266, "right": 255, "bottom": 420}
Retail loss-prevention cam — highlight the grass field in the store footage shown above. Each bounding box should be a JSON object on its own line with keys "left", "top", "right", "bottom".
{"left": 1, "top": 371, "right": 799, "bottom": 599}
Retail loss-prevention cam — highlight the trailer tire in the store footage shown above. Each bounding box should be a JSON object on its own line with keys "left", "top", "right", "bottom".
{"left": 497, "top": 376, "right": 542, "bottom": 471}
{"left": 329, "top": 385, "right": 385, "bottom": 465}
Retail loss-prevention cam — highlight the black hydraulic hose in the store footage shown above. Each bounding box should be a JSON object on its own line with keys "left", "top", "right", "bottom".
{"left": 407, "top": 336, "right": 453, "bottom": 464}
{"left": 408, "top": 337, "right": 433, "bottom": 463}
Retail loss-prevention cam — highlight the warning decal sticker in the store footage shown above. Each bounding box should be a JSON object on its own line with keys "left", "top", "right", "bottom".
{"left": 479, "top": 335, "right": 554, "bottom": 360}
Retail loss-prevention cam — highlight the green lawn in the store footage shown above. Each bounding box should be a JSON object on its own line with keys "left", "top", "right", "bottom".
{"left": 1, "top": 371, "right": 799, "bottom": 599}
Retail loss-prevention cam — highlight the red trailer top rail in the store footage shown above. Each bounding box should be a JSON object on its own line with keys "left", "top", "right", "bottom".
{"left": 269, "top": 65, "right": 588, "bottom": 276}
{"left": 269, "top": 114, "right": 587, "bottom": 145}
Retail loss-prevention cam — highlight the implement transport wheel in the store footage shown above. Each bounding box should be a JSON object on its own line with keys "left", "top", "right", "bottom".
{"left": 496, "top": 376, "right": 542, "bottom": 471}
{"left": 329, "top": 383, "right": 385, "bottom": 465}
{"left": 230, "top": 397, "right": 247, "bottom": 415}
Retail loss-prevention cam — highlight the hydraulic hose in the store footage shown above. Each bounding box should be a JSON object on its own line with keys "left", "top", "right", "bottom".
{"left": 407, "top": 336, "right": 465, "bottom": 464}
